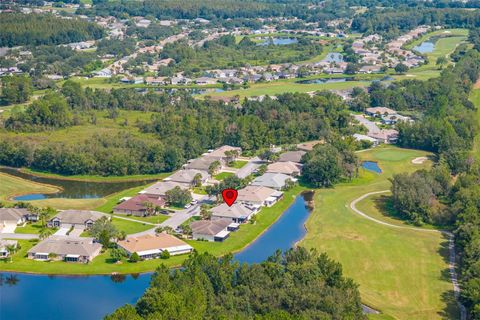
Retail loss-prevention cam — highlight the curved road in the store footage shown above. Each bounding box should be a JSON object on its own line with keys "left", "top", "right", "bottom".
{"left": 349, "top": 190, "right": 467, "bottom": 320}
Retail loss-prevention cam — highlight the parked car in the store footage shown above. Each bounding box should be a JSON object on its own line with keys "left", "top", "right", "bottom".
{"left": 184, "top": 203, "right": 192, "bottom": 209}
{"left": 191, "top": 199, "right": 198, "bottom": 205}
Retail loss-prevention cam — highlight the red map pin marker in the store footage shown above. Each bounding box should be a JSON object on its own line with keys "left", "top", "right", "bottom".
{"left": 222, "top": 188, "right": 238, "bottom": 207}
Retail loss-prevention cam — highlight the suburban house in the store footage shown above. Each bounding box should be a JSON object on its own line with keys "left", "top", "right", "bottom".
{"left": 113, "top": 195, "right": 166, "bottom": 216}
{"left": 191, "top": 219, "right": 232, "bottom": 242}
{"left": 48, "top": 210, "right": 104, "bottom": 229}
{"left": 117, "top": 233, "right": 193, "bottom": 259}
{"left": 210, "top": 203, "right": 259, "bottom": 224}
{"left": 369, "top": 129, "right": 399, "bottom": 144}
{"left": 296, "top": 140, "right": 322, "bottom": 152}
{"left": 252, "top": 172, "right": 296, "bottom": 190}
{"left": 0, "top": 240, "right": 18, "bottom": 259}
{"left": 365, "top": 107, "right": 396, "bottom": 117}
{"left": 184, "top": 156, "right": 223, "bottom": 172}
{"left": 0, "top": 208, "right": 38, "bottom": 233}
{"left": 381, "top": 114, "right": 413, "bottom": 125}
{"left": 27, "top": 236, "right": 102, "bottom": 263}
{"left": 237, "top": 186, "right": 283, "bottom": 207}
{"left": 278, "top": 150, "right": 306, "bottom": 163}
{"left": 353, "top": 133, "right": 379, "bottom": 146}
{"left": 140, "top": 181, "right": 190, "bottom": 198}
{"left": 266, "top": 161, "right": 302, "bottom": 176}
{"left": 205, "top": 145, "right": 242, "bottom": 162}
{"left": 163, "top": 169, "right": 210, "bottom": 186}
{"left": 195, "top": 77, "right": 217, "bottom": 85}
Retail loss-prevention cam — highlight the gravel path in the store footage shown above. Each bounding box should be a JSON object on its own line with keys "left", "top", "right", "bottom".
{"left": 349, "top": 190, "right": 466, "bottom": 320}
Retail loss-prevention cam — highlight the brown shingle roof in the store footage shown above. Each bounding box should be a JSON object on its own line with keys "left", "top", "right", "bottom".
{"left": 114, "top": 195, "right": 165, "bottom": 212}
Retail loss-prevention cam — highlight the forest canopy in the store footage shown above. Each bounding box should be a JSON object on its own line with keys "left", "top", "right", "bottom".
{"left": 106, "top": 248, "right": 365, "bottom": 320}
{"left": 0, "top": 13, "right": 104, "bottom": 47}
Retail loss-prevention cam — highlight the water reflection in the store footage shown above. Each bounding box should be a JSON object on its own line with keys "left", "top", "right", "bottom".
{"left": 0, "top": 167, "right": 156, "bottom": 200}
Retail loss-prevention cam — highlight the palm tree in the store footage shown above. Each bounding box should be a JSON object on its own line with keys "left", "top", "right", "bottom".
{"left": 200, "top": 204, "right": 211, "bottom": 220}
{"left": 5, "top": 244, "right": 16, "bottom": 255}
{"left": 39, "top": 227, "right": 53, "bottom": 240}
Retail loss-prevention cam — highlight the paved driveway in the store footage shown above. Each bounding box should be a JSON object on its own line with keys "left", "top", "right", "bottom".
{"left": 54, "top": 227, "right": 69, "bottom": 236}
{"left": 0, "top": 225, "right": 17, "bottom": 234}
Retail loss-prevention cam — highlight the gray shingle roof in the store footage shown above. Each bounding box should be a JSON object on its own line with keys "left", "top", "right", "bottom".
{"left": 51, "top": 210, "right": 104, "bottom": 225}
{"left": 251, "top": 173, "right": 292, "bottom": 189}
{"left": 190, "top": 219, "right": 231, "bottom": 236}
{"left": 28, "top": 236, "right": 102, "bottom": 257}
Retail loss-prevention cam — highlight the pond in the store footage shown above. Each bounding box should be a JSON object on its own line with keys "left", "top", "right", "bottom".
{"left": 362, "top": 161, "right": 382, "bottom": 173}
{"left": 413, "top": 41, "right": 435, "bottom": 53}
{"left": 258, "top": 37, "right": 298, "bottom": 46}
{"left": 296, "top": 77, "right": 354, "bottom": 85}
{"left": 0, "top": 193, "right": 314, "bottom": 320}
{"left": 0, "top": 167, "right": 156, "bottom": 200}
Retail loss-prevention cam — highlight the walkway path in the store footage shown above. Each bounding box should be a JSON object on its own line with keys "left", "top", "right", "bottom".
{"left": 0, "top": 233, "right": 39, "bottom": 240}
{"left": 349, "top": 190, "right": 466, "bottom": 320}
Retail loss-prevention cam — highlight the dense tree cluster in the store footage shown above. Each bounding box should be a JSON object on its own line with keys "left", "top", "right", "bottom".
{"left": 301, "top": 140, "right": 359, "bottom": 187}
{"left": 0, "top": 75, "right": 33, "bottom": 105}
{"left": 452, "top": 170, "right": 480, "bottom": 317}
{"left": 106, "top": 248, "right": 365, "bottom": 320}
{"left": 390, "top": 166, "right": 452, "bottom": 225}
{"left": 0, "top": 13, "right": 103, "bottom": 47}
{"left": 97, "top": 38, "right": 137, "bottom": 58}
{"left": 352, "top": 8, "right": 480, "bottom": 38}
{"left": 5, "top": 93, "right": 72, "bottom": 130}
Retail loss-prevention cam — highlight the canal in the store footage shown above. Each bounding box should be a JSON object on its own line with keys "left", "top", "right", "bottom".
{"left": 0, "top": 193, "right": 314, "bottom": 320}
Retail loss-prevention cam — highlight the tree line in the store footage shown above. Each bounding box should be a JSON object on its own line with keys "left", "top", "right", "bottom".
{"left": 387, "top": 48, "right": 480, "bottom": 318}
{"left": 0, "top": 13, "right": 104, "bottom": 47}
{"left": 106, "top": 248, "right": 365, "bottom": 320}
{"left": 0, "top": 86, "right": 352, "bottom": 176}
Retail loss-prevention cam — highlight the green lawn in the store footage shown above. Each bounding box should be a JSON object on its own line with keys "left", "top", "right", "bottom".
{"left": 0, "top": 172, "right": 59, "bottom": 202}
{"left": 115, "top": 214, "right": 169, "bottom": 224}
{"left": 111, "top": 217, "right": 152, "bottom": 234}
{"left": 228, "top": 160, "right": 248, "bottom": 169}
{"left": 15, "top": 223, "right": 43, "bottom": 234}
{"left": 301, "top": 146, "right": 458, "bottom": 320}
{"left": 214, "top": 172, "right": 235, "bottom": 180}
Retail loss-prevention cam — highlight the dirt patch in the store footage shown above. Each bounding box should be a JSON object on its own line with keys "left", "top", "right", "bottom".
{"left": 474, "top": 78, "right": 480, "bottom": 89}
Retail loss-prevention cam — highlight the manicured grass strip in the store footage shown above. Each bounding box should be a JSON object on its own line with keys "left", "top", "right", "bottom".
{"left": 111, "top": 217, "right": 152, "bottom": 235}
{"left": 214, "top": 172, "right": 235, "bottom": 180}
{"left": 0, "top": 173, "right": 59, "bottom": 202}
{"left": 228, "top": 160, "right": 248, "bottom": 169}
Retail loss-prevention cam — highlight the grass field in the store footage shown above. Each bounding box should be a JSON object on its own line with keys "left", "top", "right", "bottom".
{"left": 206, "top": 79, "right": 370, "bottom": 99}
{"left": 0, "top": 173, "right": 59, "bottom": 201}
{"left": 401, "top": 28, "right": 468, "bottom": 80}
{"left": 301, "top": 146, "right": 459, "bottom": 320}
